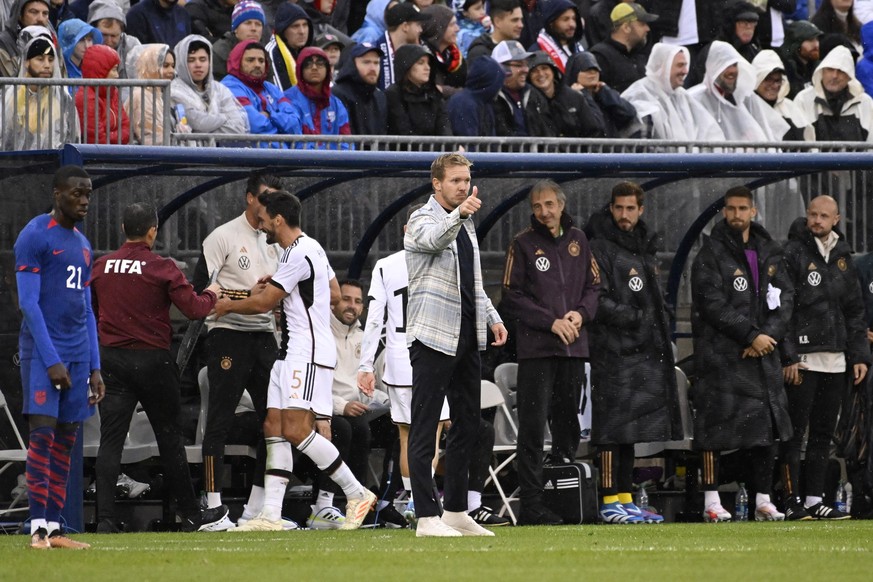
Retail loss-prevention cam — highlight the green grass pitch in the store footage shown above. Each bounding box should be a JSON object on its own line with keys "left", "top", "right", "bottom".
{"left": 2, "top": 522, "right": 872, "bottom": 581}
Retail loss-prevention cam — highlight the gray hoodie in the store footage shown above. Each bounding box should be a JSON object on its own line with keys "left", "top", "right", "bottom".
{"left": 170, "top": 34, "right": 248, "bottom": 146}
{"left": 88, "top": 0, "right": 141, "bottom": 78}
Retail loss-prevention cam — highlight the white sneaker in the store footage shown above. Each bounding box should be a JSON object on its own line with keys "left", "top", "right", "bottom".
{"left": 237, "top": 514, "right": 299, "bottom": 530}
{"left": 754, "top": 503, "right": 785, "bottom": 522}
{"left": 416, "top": 516, "right": 462, "bottom": 537}
{"left": 199, "top": 513, "right": 237, "bottom": 532}
{"left": 117, "top": 473, "right": 150, "bottom": 499}
{"left": 307, "top": 506, "right": 346, "bottom": 530}
{"left": 440, "top": 510, "right": 495, "bottom": 536}
{"left": 231, "top": 512, "right": 283, "bottom": 532}
{"left": 703, "top": 503, "right": 732, "bottom": 523}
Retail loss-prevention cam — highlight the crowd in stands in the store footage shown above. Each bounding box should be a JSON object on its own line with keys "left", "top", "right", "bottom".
{"left": 3, "top": 0, "right": 873, "bottom": 148}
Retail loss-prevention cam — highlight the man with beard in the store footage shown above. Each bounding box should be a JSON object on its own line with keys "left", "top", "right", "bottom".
{"left": 332, "top": 42, "right": 388, "bottom": 135}
{"left": 0, "top": 0, "right": 51, "bottom": 77}
{"left": 126, "top": 0, "right": 191, "bottom": 47}
{"left": 377, "top": 2, "right": 431, "bottom": 91}
{"left": 88, "top": 0, "right": 140, "bottom": 79}
{"left": 590, "top": 2, "right": 658, "bottom": 94}
{"left": 691, "top": 186, "right": 794, "bottom": 522}
{"left": 221, "top": 40, "right": 301, "bottom": 147}
{"left": 778, "top": 20, "right": 822, "bottom": 99}
{"left": 529, "top": 0, "right": 585, "bottom": 74}
{"left": 585, "top": 181, "right": 681, "bottom": 524}
{"left": 685, "top": 2, "right": 762, "bottom": 88}
{"left": 215, "top": 190, "right": 377, "bottom": 532}
{"left": 467, "top": 0, "right": 524, "bottom": 65}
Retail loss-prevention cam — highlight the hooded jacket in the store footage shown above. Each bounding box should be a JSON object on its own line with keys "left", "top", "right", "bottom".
{"left": 855, "top": 21, "right": 873, "bottom": 98}
{"left": 778, "top": 20, "right": 822, "bottom": 99}
{"left": 621, "top": 43, "right": 724, "bottom": 141}
{"left": 185, "top": 0, "right": 234, "bottom": 44}
{"left": 0, "top": 0, "right": 53, "bottom": 76}
{"left": 385, "top": 44, "right": 451, "bottom": 137}
{"left": 1, "top": 33, "right": 79, "bottom": 150}
{"left": 75, "top": 43, "right": 130, "bottom": 144}
{"left": 170, "top": 34, "right": 249, "bottom": 146}
{"left": 690, "top": 219, "right": 794, "bottom": 450}
{"left": 265, "top": 3, "right": 313, "bottom": 91}
{"left": 781, "top": 216, "right": 872, "bottom": 367}
{"left": 221, "top": 39, "right": 300, "bottom": 147}
{"left": 87, "top": 0, "right": 140, "bottom": 79}
{"left": 126, "top": 0, "right": 192, "bottom": 47}
{"left": 795, "top": 45, "right": 873, "bottom": 142}
{"left": 58, "top": 18, "right": 103, "bottom": 79}
{"left": 687, "top": 40, "right": 773, "bottom": 142}
{"left": 749, "top": 49, "right": 807, "bottom": 141}
{"left": 501, "top": 211, "right": 599, "bottom": 360}
{"left": 531, "top": 0, "right": 585, "bottom": 73}
{"left": 332, "top": 45, "right": 388, "bottom": 135}
{"left": 528, "top": 51, "right": 603, "bottom": 138}
{"left": 284, "top": 46, "right": 352, "bottom": 149}
{"left": 585, "top": 208, "right": 682, "bottom": 446}
{"left": 446, "top": 54, "right": 503, "bottom": 136}
{"left": 422, "top": 4, "right": 467, "bottom": 97}
{"left": 351, "top": 0, "right": 390, "bottom": 45}
{"left": 564, "top": 51, "right": 636, "bottom": 137}
{"left": 685, "top": 1, "right": 764, "bottom": 88}
{"left": 466, "top": 30, "right": 497, "bottom": 65}
{"left": 127, "top": 43, "right": 170, "bottom": 145}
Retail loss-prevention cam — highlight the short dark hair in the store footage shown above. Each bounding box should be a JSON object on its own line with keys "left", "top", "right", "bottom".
{"left": 490, "top": 0, "right": 521, "bottom": 18}
{"left": 259, "top": 190, "right": 301, "bottom": 228}
{"left": 188, "top": 40, "right": 210, "bottom": 55}
{"left": 724, "top": 185, "right": 754, "bottom": 204}
{"left": 122, "top": 202, "right": 158, "bottom": 238}
{"left": 246, "top": 171, "right": 283, "bottom": 197}
{"left": 338, "top": 279, "right": 364, "bottom": 292}
{"left": 53, "top": 165, "right": 90, "bottom": 189}
{"left": 611, "top": 181, "right": 645, "bottom": 206}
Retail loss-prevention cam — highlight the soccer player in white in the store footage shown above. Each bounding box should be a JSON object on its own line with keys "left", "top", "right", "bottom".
{"left": 215, "top": 190, "right": 377, "bottom": 531}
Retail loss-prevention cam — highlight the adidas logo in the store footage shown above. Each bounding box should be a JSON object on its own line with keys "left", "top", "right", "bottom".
{"left": 733, "top": 268, "right": 743, "bottom": 276}
{"left": 544, "top": 480, "right": 555, "bottom": 490}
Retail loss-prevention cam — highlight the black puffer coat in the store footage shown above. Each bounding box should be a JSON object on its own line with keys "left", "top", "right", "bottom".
{"left": 690, "top": 220, "right": 794, "bottom": 450}
{"left": 586, "top": 209, "right": 682, "bottom": 445}
{"left": 385, "top": 44, "right": 451, "bottom": 136}
{"left": 781, "top": 217, "right": 871, "bottom": 367}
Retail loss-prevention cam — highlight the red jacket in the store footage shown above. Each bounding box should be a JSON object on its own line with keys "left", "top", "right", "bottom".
{"left": 75, "top": 44, "right": 130, "bottom": 144}
{"left": 90, "top": 241, "right": 216, "bottom": 350}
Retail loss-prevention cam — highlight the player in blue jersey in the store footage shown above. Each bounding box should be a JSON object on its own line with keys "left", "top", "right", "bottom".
{"left": 14, "top": 165, "right": 105, "bottom": 550}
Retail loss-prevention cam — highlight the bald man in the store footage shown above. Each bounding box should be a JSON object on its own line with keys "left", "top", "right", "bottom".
{"left": 779, "top": 195, "right": 871, "bottom": 521}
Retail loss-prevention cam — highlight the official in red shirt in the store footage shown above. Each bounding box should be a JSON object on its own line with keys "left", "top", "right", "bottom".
{"left": 89, "top": 202, "right": 227, "bottom": 533}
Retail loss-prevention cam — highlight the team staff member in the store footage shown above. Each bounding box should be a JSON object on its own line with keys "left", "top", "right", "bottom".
{"left": 90, "top": 203, "right": 229, "bottom": 533}
{"left": 404, "top": 152, "right": 508, "bottom": 537}
{"left": 501, "top": 179, "right": 598, "bottom": 526}
{"left": 779, "top": 195, "right": 870, "bottom": 521}
{"left": 194, "top": 171, "right": 282, "bottom": 529}
{"left": 15, "top": 165, "right": 105, "bottom": 550}
{"left": 585, "top": 182, "right": 682, "bottom": 525}
{"left": 691, "top": 186, "right": 794, "bottom": 523}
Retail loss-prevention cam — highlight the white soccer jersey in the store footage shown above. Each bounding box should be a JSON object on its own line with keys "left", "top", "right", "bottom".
{"left": 271, "top": 235, "right": 337, "bottom": 368}
{"left": 360, "top": 250, "right": 413, "bottom": 387}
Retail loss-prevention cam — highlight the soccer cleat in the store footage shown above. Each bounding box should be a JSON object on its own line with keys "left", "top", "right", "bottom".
{"left": 307, "top": 506, "right": 346, "bottom": 530}
{"left": 703, "top": 503, "right": 732, "bottom": 523}
{"left": 403, "top": 500, "right": 418, "bottom": 530}
{"left": 806, "top": 502, "right": 851, "bottom": 520}
{"left": 48, "top": 532, "right": 91, "bottom": 549}
{"left": 416, "top": 516, "right": 462, "bottom": 537}
{"left": 340, "top": 489, "right": 377, "bottom": 530}
{"left": 600, "top": 501, "right": 644, "bottom": 524}
{"left": 441, "top": 510, "right": 495, "bottom": 536}
{"left": 117, "top": 473, "right": 150, "bottom": 499}
{"left": 754, "top": 502, "right": 785, "bottom": 522}
{"left": 199, "top": 513, "right": 237, "bottom": 532}
{"left": 784, "top": 499, "right": 814, "bottom": 522}
{"left": 180, "top": 504, "right": 230, "bottom": 532}
{"left": 623, "top": 502, "right": 664, "bottom": 524}
{"left": 29, "top": 528, "right": 50, "bottom": 550}
{"left": 231, "top": 512, "right": 284, "bottom": 532}
{"left": 238, "top": 515, "right": 299, "bottom": 530}
{"left": 364, "top": 503, "right": 409, "bottom": 529}
{"left": 468, "top": 506, "right": 511, "bottom": 526}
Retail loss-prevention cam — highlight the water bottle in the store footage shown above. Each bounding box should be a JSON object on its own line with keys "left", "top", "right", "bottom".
{"left": 845, "top": 481, "right": 853, "bottom": 515}
{"left": 835, "top": 480, "right": 848, "bottom": 513}
{"left": 637, "top": 485, "right": 649, "bottom": 511}
{"left": 735, "top": 483, "right": 749, "bottom": 522}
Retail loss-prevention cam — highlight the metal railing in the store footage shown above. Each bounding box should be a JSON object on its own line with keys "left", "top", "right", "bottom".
{"left": 0, "top": 78, "right": 172, "bottom": 148}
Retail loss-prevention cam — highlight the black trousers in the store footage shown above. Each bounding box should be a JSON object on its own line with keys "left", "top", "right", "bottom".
{"left": 780, "top": 370, "right": 846, "bottom": 499}
{"left": 202, "top": 329, "right": 275, "bottom": 492}
{"left": 319, "top": 412, "right": 396, "bottom": 495}
{"left": 516, "top": 357, "right": 585, "bottom": 504}
{"left": 96, "top": 347, "right": 197, "bottom": 520}
{"left": 408, "top": 331, "right": 481, "bottom": 518}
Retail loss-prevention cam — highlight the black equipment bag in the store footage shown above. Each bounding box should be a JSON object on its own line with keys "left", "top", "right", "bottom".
{"left": 542, "top": 461, "right": 598, "bottom": 524}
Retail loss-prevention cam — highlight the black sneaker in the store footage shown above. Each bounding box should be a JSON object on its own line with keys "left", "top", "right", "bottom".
{"left": 468, "top": 506, "right": 512, "bottom": 526}
{"left": 517, "top": 504, "right": 563, "bottom": 526}
{"left": 784, "top": 499, "right": 813, "bottom": 521}
{"left": 806, "top": 503, "right": 851, "bottom": 520}
{"left": 363, "top": 503, "right": 408, "bottom": 529}
{"left": 180, "top": 504, "right": 230, "bottom": 532}
{"left": 96, "top": 519, "right": 122, "bottom": 533}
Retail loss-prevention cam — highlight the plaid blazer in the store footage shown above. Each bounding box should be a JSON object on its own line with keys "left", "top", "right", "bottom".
{"left": 404, "top": 195, "right": 501, "bottom": 356}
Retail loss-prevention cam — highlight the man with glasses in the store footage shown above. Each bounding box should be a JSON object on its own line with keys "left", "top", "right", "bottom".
{"left": 491, "top": 40, "right": 552, "bottom": 137}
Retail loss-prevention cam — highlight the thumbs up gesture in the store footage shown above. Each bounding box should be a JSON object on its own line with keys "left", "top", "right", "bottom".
{"left": 458, "top": 185, "right": 481, "bottom": 219}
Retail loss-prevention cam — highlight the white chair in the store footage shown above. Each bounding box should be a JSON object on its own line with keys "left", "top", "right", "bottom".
{"left": 480, "top": 380, "right": 520, "bottom": 525}
{"left": 0, "top": 387, "right": 28, "bottom": 517}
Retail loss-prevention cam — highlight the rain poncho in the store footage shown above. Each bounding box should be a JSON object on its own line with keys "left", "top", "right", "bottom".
{"left": 688, "top": 40, "right": 773, "bottom": 142}
{"left": 0, "top": 33, "right": 79, "bottom": 150}
{"left": 58, "top": 18, "right": 103, "bottom": 80}
{"left": 170, "top": 34, "right": 249, "bottom": 147}
{"left": 621, "top": 43, "right": 724, "bottom": 142}
{"left": 127, "top": 43, "right": 171, "bottom": 145}
{"left": 749, "top": 49, "right": 808, "bottom": 140}
{"left": 795, "top": 45, "right": 873, "bottom": 142}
